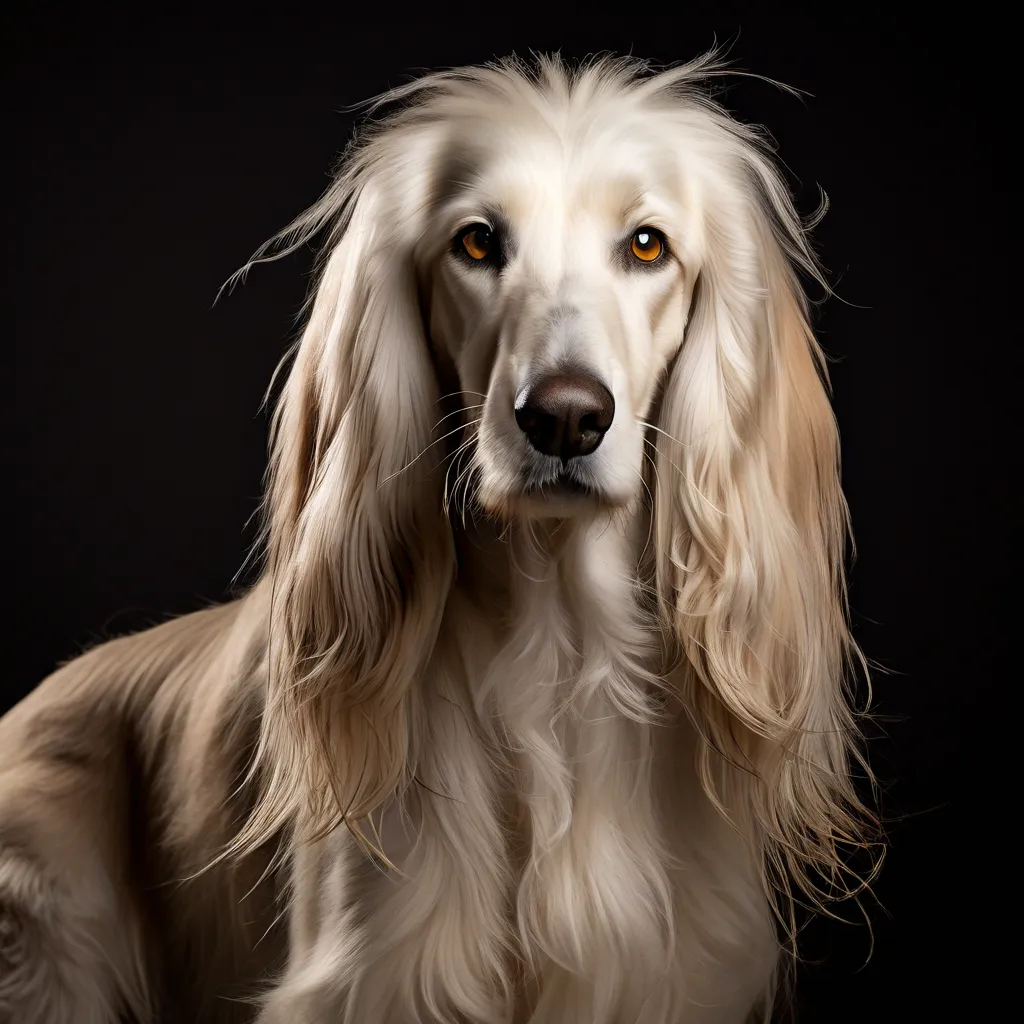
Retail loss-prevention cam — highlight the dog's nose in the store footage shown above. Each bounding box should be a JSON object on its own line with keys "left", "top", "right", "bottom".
{"left": 515, "top": 372, "right": 615, "bottom": 461}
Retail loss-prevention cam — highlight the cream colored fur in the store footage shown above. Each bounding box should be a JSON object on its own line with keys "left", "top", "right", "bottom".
{"left": 0, "top": 52, "right": 876, "bottom": 1024}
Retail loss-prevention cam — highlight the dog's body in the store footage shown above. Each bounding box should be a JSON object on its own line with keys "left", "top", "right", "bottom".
{"left": 1, "top": 53, "right": 873, "bottom": 1023}
{"left": 0, "top": 591, "right": 283, "bottom": 1022}
{"left": 2, "top": 538, "right": 776, "bottom": 1023}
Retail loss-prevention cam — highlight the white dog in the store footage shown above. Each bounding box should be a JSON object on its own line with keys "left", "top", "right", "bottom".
{"left": 0, "top": 51, "right": 876, "bottom": 1023}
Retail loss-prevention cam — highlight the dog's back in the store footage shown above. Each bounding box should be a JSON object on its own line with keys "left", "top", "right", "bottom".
{"left": 0, "top": 585, "right": 283, "bottom": 1023}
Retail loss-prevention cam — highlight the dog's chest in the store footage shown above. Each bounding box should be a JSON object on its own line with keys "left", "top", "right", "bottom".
{"left": 359, "top": 591, "right": 664, "bottom": 882}
{"left": 320, "top": 575, "right": 700, "bottom": 1022}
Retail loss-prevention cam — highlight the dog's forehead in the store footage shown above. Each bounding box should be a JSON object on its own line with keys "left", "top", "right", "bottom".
{"left": 433, "top": 115, "right": 682, "bottom": 229}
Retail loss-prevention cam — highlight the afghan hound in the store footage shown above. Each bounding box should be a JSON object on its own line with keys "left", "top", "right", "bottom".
{"left": 0, "top": 51, "right": 877, "bottom": 1024}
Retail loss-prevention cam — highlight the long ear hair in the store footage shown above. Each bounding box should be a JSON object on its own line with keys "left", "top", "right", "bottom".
{"left": 234, "top": 126, "right": 456, "bottom": 854}
{"left": 652, "top": 102, "right": 878, "bottom": 934}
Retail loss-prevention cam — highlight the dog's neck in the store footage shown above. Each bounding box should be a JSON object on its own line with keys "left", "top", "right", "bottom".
{"left": 451, "top": 501, "right": 655, "bottom": 620}
{"left": 443, "top": 504, "right": 669, "bottom": 732}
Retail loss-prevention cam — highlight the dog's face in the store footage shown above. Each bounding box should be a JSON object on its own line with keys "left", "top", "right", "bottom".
{"left": 424, "top": 113, "right": 701, "bottom": 519}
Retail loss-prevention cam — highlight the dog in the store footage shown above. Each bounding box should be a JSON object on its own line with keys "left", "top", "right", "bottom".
{"left": 0, "top": 51, "right": 876, "bottom": 1023}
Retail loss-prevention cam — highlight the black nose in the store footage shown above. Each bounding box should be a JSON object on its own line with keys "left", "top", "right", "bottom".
{"left": 515, "top": 371, "right": 615, "bottom": 461}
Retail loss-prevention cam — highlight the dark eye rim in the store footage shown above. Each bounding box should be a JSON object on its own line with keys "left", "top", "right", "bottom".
{"left": 453, "top": 222, "right": 504, "bottom": 269}
{"left": 627, "top": 226, "right": 669, "bottom": 266}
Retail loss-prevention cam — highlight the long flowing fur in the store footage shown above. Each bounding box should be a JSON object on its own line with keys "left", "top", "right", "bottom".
{"left": 0, "top": 51, "right": 878, "bottom": 1024}
{"left": 649, "top": 92, "right": 876, "bottom": 931}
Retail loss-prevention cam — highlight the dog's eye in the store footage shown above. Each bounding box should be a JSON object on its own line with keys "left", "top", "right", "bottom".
{"left": 460, "top": 225, "right": 494, "bottom": 261}
{"left": 629, "top": 228, "right": 664, "bottom": 264}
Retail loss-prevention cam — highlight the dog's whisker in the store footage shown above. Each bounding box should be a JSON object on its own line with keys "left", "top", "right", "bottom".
{"left": 641, "top": 436, "right": 726, "bottom": 516}
{"left": 434, "top": 389, "right": 488, "bottom": 405}
{"left": 449, "top": 445, "right": 479, "bottom": 523}
{"left": 431, "top": 404, "right": 485, "bottom": 433}
{"left": 638, "top": 419, "right": 690, "bottom": 449}
{"left": 382, "top": 417, "right": 483, "bottom": 488}
{"left": 378, "top": 420, "right": 478, "bottom": 488}
{"left": 442, "top": 433, "right": 478, "bottom": 516}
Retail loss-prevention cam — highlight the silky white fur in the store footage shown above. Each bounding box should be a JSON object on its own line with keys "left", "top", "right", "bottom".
{"left": 0, "top": 52, "right": 877, "bottom": 1024}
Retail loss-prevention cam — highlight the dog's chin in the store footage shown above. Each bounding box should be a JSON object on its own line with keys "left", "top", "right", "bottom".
{"left": 481, "top": 473, "right": 622, "bottom": 521}
{"left": 515, "top": 479, "right": 600, "bottom": 519}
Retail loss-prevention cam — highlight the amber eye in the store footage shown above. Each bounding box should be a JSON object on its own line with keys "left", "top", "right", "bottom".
{"left": 630, "top": 228, "right": 664, "bottom": 263}
{"left": 461, "top": 224, "right": 493, "bottom": 261}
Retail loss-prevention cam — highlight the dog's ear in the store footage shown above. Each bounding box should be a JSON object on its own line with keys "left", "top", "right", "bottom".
{"left": 653, "top": 136, "right": 874, "bottom": 916}
{"left": 242, "top": 154, "right": 455, "bottom": 850}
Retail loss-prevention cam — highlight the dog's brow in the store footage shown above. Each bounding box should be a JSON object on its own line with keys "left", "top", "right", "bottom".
{"left": 618, "top": 185, "right": 652, "bottom": 225}
{"left": 428, "top": 149, "right": 485, "bottom": 214}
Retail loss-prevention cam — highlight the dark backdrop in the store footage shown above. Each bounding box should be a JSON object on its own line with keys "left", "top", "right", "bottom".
{"left": 2, "top": 10, "right": 1010, "bottom": 1023}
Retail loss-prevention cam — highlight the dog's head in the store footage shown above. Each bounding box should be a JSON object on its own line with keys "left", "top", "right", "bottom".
{"left": 239, "top": 53, "right": 871, "bottom": 917}
{"left": 253, "top": 53, "right": 829, "bottom": 531}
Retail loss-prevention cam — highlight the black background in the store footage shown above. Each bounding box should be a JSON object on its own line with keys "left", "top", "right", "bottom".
{"left": 2, "top": 10, "right": 1010, "bottom": 1022}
